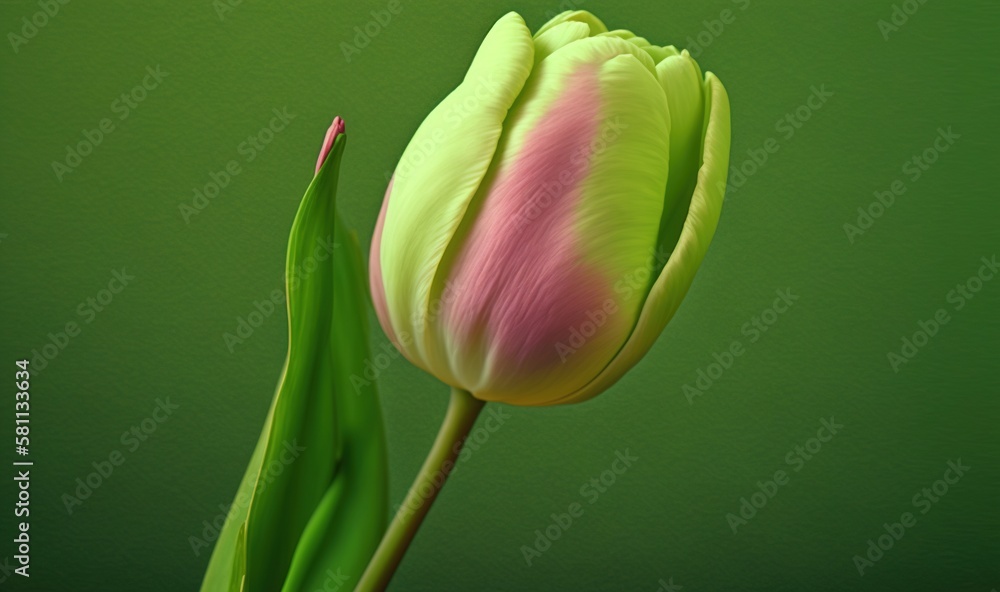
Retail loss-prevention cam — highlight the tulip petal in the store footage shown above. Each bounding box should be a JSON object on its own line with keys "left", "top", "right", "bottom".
{"left": 376, "top": 12, "right": 534, "bottom": 373}
{"left": 437, "top": 44, "right": 671, "bottom": 406}
{"left": 599, "top": 29, "right": 654, "bottom": 51}
{"left": 535, "top": 10, "right": 609, "bottom": 38}
{"left": 597, "top": 30, "right": 678, "bottom": 64}
{"left": 654, "top": 50, "right": 706, "bottom": 273}
{"left": 533, "top": 21, "right": 591, "bottom": 62}
{"left": 573, "top": 53, "right": 671, "bottom": 315}
{"left": 369, "top": 177, "right": 397, "bottom": 350}
{"left": 548, "top": 72, "right": 730, "bottom": 405}
{"left": 645, "top": 44, "right": 680, "bottom": 64}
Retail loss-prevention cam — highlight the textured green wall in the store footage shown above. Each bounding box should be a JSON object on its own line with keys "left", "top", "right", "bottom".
{"left": 1, "top": 0, "right": 997, "bottom": 590}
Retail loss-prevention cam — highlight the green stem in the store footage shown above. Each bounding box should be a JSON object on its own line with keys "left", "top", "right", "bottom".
{"left": 355, "top": 387, "right": 485, "bottom": 592}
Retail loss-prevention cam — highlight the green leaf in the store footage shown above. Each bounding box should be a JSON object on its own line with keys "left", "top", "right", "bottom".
{"left": 200, "top": 132, "right": 389, "bottom": 592}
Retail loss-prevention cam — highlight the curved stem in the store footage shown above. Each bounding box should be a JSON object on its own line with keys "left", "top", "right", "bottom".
{"left": 355, "top": 387, "right": 485, "bottom": 591}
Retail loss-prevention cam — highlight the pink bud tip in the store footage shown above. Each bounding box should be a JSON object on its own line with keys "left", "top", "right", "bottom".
{"left": 315, "top": 116, "right": 346, "bottom": 173}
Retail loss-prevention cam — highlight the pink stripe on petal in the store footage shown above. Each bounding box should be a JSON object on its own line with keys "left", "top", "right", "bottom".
{"left": 370, "top": 178, "right": 400, "bottom": 349}
{"left": 444, "top": 66, "right": 614, "bottom": 382}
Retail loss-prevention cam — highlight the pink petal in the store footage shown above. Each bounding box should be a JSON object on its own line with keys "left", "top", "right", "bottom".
{"left": 315, "top": 116, "right": 345, "bottom": 174}
{"left": 443, "top": 66, "right": 617, "bottom": 387}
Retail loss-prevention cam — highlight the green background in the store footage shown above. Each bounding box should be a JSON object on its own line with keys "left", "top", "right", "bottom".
{"left": 1, "top": 0, "right": 998, "bottom": 590}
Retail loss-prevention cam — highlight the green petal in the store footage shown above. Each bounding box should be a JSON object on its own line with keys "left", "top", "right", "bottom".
{"left": 599, "top": 29, "right": 648, "bottom": 43}
{"left": 653, "top": 50, "right": 707, "bottom": 274}
{"left": 597, "top": 30, "right": 678, "bottom": 64}
{"left": 533, "top": 21, "right": 591, "bottom": 62}
{"left": 645, "top": 44, "right": 680, "bottom": 64}
{"left": 573, "top": 52, "right": 671, "bottom": 317}
{"left": 547, "top": 72, "right": 731, "bottom": 406}
{"left": 534, "top": 10, "right": 608, "bottom": 37}
{"left": 378, "top": 12, "right": 534, "bottom": 377}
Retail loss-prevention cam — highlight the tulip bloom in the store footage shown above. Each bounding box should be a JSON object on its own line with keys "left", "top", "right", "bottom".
{"left": 370, "top": 10, "right": 730, "bottom": 407}
{"left": 359, "top": 11, "right": 730, "bottom": 589}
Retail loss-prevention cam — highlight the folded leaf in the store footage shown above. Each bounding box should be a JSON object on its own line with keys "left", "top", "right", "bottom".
{"left": 200, "top": 129, "right": 389, "bottom": 592}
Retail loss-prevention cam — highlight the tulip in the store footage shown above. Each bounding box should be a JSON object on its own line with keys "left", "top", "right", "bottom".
{"left": 370, "top": 10, "right": 730, "bottom": 406}
{"left": 359, "top": 10, "right": 730, "bottom": 590}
